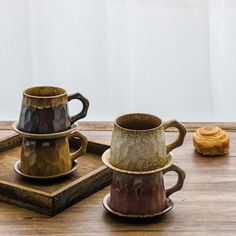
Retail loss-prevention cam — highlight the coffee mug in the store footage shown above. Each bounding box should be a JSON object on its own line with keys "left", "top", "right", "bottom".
{"left": 18, "top": 86, "right": 89, "bottom": 133}
{"left": 109, "top": 163, "right": 186, "bottom": 215}
{"left": 20, "top": 131, "right": 88, "bottom": 176}
{"left": 110, "top": 113, "right": 186, "bottom": 171}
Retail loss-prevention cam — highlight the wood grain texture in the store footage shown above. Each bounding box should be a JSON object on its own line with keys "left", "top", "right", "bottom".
{"left": 0, "top": 122, "right": 236, "bottom": 235}
{"left": 0, "top": 138, "right": 112, "bottom": 216}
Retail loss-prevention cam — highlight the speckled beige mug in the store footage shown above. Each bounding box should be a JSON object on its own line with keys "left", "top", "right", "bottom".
{"left": 110, "top": 113, "right": 186, "bottom": 172}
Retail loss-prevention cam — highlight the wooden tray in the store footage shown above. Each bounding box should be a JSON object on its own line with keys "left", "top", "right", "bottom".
{"left": 0, "top": 133, "right": 112, "bottom": 216}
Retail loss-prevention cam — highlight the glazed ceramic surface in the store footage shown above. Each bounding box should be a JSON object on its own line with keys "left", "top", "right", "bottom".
{"left": 109, "top": 163, "right": 185, "bottom": 215}
{"left": 103, "top": 193, "right": 174, "bottom": 218}
{"left": 110, "top": 113, "right": 186, "bottom": 171}
{"left": 20, "top": 131, "right": 88, "bottom": 176}
{"left": 18, "top": 86, "right": 89, "bottom": 133}
{"left": 14, "top": 160, "right": 79, "bottom": 180}
{"left": 102, "top": 149, "right": 174, "bottom": 175}
{"left": 12, "top": 122, "right": 77, "bottom": 139}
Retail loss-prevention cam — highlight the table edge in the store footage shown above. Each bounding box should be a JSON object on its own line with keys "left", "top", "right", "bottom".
{"left": 1, "top": 121, "right": 236, "bottom": 131}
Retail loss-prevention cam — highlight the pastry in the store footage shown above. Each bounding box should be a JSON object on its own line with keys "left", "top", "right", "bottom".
{"left": 193, "top": 126, "right": 229, "bottom": 156}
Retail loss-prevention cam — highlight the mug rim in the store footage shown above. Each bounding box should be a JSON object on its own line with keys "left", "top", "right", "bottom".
{"left": 114, "top": 113, "right": 163, "bottom": 132}
{"left": 23, "top": 86, "right": 67, "bottom": 99}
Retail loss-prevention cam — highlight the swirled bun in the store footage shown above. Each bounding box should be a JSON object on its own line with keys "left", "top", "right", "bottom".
{"left": 193, "top": 126, "right": 229, "bottom": 156}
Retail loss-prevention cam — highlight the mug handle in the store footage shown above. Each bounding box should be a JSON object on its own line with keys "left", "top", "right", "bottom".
{"left": 164, "top": 120, "right": 186, "bottom": 154}
{"left": 68, "top": 131, "right": 88, "bottom": 161}
{"left": 68, "top": 93, "right": 89, "bottom": 124}
{"left": 163, "top": 164, "right": 186, "bottom": 198}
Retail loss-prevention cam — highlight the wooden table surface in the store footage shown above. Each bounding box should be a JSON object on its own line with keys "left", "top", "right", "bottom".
{"left": 0, "top": 121, "right": 236, "bottom": 236}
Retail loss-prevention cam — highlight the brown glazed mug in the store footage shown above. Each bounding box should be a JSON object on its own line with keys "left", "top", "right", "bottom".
{"left": 18, "top": 86, "right": 89, "bottom": 133}
{"left": 109, "top": 164, "right": 186, "bottom": 215}
{"left": 20, "top": 131, "right": 88, "bottom": 176}
{"left": 110, "top": 113, "right": 186, "bottom": 171}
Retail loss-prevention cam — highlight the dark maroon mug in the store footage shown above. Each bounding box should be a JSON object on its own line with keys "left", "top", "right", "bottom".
{"left": 109, "top": 164, "right": 186, "bottom": 215}
{"left": 18, "top": 86, "right": 89, "bottom": 134}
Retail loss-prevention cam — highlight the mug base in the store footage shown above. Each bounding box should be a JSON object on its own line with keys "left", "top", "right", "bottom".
{"left": 102, "top": 193, "right": 174, "bottom": 218}
{"left": 12, "top": 122, "right": 78, "bottom": 139}
{"left": 14, "top": 160, "right": 79, "bottom": 180}
{"left": 102, "top": 149, "right": 174, "bottom": 175}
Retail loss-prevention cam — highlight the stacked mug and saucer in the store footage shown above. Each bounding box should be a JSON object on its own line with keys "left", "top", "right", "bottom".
{"left": 102, "top": 113, "right": 187, "bottom": 218}
{"left": 12, "top": 86, "right": 89, "bottom": 180}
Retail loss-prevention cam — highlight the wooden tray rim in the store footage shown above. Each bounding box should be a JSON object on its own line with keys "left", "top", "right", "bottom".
{"left": 0, "top": 133, "right": 110, "bottom": 198}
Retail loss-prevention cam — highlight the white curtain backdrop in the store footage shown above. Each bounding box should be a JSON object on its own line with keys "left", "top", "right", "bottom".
{"left": 0, "top": 0, "right": 235, "bottom": 121}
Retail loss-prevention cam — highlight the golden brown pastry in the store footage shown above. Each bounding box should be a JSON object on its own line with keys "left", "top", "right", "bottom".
{"left": 193, "top": 126, "right": 229, "bottom": 156}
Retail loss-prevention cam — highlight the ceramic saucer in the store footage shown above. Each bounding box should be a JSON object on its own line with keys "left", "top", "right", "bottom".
{"left": 102, "top": 193, "right": 174, "bottom": 218}
{"left": 14, "top": 160, "right": 79, "bottom": 180}
{"left": 12, "top": 122, "right": 78, "bottom": 139}
{"left": 102, "top": 149, "right": 174, "bottom": 175}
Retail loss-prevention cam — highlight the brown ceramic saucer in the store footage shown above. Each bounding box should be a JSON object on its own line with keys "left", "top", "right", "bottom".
{"left": 102, "top": 149, "right": 174, "bottom": 175}
{"left": 12, "top": 122, "right": 78, "bottom": 139}
{"left": 13, "top": 160, "right": 79, "bottom": 180}
{"left": 103, "top": 193, "right": 174, "bottom": 218}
